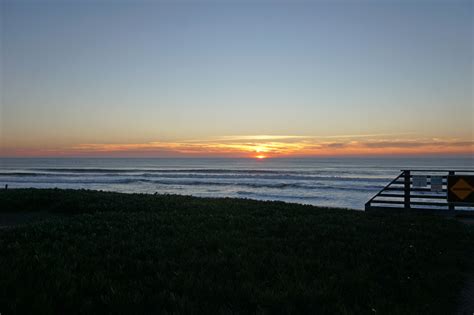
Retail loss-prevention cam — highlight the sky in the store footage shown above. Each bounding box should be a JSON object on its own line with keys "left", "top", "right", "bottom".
{"left": 1, "top": 0, "right": 473, "bottom": 158}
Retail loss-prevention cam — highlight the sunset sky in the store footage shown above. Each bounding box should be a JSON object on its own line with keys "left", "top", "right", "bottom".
{"left": 1, "top": 0, "right": 472, "bottom": 158}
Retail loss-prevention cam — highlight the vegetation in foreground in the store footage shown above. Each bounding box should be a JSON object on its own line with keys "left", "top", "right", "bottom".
{"left": 0, "top": 188, "right": 473, "bottom": 314}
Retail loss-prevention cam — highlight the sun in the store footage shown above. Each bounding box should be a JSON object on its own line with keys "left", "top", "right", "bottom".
{"left": 254, "top": 145, "right": 268, "bottom": 159}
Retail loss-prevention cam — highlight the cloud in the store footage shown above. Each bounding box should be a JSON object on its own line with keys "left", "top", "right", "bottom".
{"left": 2, "top": 135, "right": 472, "bottom": 157}
{"left": 64, "top": 136, "right": 473, "bottom": 156}
{"left": 362, "top": 140, "right": 474, "bottom": 149}
{"left": 203, "top": 135, "right": 312, "bottom": 142}
{"left": 322, "top": 142, "right": 348, "bottom": 149}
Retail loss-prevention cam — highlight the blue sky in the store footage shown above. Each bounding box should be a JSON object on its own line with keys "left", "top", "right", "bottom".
{"left": 1, "top": 0, "right": 472, "bottom": 156}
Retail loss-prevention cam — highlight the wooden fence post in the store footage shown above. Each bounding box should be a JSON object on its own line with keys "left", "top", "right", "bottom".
{"left": 448, "top": 171, "right": 455, "bottom": 212}
{"left": 404, "top": 170, "right": 411, "bottom": 209}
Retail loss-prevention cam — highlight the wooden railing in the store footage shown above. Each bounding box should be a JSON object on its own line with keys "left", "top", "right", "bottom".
{"left": 365, "top": 169, "right": 474, "bottom": 215}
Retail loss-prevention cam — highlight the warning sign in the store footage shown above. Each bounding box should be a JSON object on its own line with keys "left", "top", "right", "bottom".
{"left": 447, "top": 176, "right": 474, "bottom": 203}
{"left": 430, "top": 176, "right": 443, "bottom": 192}
{"left": 413, "top": 175, "right": 427, "bottom": 187}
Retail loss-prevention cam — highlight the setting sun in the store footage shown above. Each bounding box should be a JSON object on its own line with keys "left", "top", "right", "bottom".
{"left": 255, "top": 155, "right": 267, "bottom": 159}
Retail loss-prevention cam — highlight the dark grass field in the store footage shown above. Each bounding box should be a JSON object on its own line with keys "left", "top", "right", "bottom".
{"left": 0, "top": 189, "right": 473, "bottom": 314}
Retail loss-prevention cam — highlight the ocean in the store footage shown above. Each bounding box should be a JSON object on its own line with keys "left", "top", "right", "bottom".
{"left": 0, "top": 157, "right": 472, "bottom": 210}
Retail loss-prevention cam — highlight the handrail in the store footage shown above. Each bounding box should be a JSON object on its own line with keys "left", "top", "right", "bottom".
{"left": 365, "top": 169, "right": 474, "bottom": 215}
{"left": 400, "top": 169, "right": 474, "bottom": 172}
{"left": 365, "top": 172, "right": 404, "bottom": 209}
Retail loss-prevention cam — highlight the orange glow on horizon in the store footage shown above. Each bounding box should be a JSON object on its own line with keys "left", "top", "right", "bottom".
{"left": 0, "top": 135, "right": 472, "bottom": 157}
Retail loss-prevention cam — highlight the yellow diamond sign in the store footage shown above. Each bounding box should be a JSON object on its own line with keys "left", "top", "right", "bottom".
{"left": 450, "top": 179, "right": 473, "bottom": 200}
{"left": 448, "top": 176, "right": 474, "bottom": 203}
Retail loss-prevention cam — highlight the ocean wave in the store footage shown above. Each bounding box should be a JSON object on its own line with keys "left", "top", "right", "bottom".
{"left": 0, "top": 171, "right": 390, "bottom": 183}
{"left": 29, "top": 168, "right": 287, "bottom": 174}
{"left": 24, "top": 167, "right": 393, "bottom": 177}
{"left": 139, "top": 173, "right": 389, "bottom": 183}
{"left": 0, "top": 172, "right": 82, "bottom": 177}
{"left": 235, "top": 191, "right": 331, "bottom": 200}
{"left": 0, "top": 175, "right": 383, "bottom": 192}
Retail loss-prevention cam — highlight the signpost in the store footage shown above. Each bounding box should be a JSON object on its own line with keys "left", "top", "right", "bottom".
{"left": 447, "top": 175, "right": 474, "bottom": 203}
{"left": 413, "top": 175, "right": 427, "bottom": 188}
{"left": 430, "top": 176, "right": 443, "bottom": 192}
